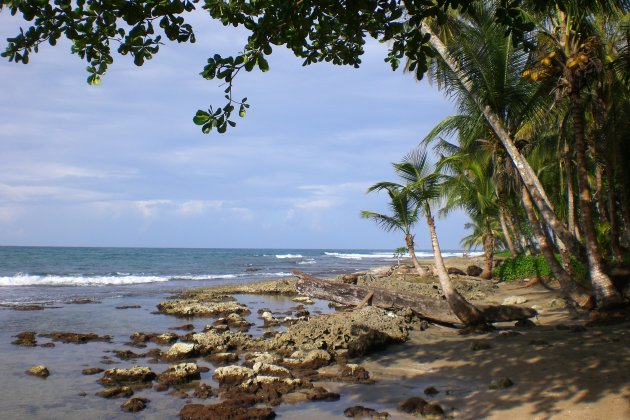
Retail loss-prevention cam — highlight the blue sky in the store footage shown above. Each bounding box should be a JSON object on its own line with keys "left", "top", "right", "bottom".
{"left": 0, "top": 12, "right": 470, "bottom": 249}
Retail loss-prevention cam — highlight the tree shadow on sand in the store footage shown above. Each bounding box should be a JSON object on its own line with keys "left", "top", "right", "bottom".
{"left": 354, "top": 317, "right": 630, "bottom": 418}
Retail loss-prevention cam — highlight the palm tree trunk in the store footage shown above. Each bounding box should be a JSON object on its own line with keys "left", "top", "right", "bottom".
{"left": 571, "top": 92, "right": 622, "bottom": 308}
{"left": 405, "top": 233, "right": 425, "bottom": 274}
{"left": 480, "top": 231, "right": 494, "bottom": 279}
{"left": 499, "top": 208, "right": 517, "bottom": 256}
{"left": 521, "top": 184, "right": 593, "bottom": 308}
{"left": 421, "top": 23, "right": 582, "bottom": 257}
{"left": 506, "top": 208, "right": 527, "bottom": 254}
{"left": 564, "top": 139, "right": 579, "bottom": 240}
{"left": 605, "top": 159, "right": 623, "bottom": 261}
{"left": 424, "top": 202, "right": 485, "bottom": 326}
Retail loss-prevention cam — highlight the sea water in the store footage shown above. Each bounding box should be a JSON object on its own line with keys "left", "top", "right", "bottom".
{"left": 0, "top": 247, "right": 477, "bottom": 419}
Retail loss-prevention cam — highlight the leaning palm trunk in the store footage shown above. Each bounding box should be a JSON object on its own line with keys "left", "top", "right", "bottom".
{"left": 421, "top": 23, "right": 583, "bottom": 257}
{"left": 499, "top": 209, "right": 517, "bottom": 256}
{"left": 424, "top": 203, "right": 485, "bottom": 325}
{"left": 570, "top": 93, "right": 623, "bottom": 308}
{"left": 521, "top": 185, "right": 593, "bottom": 308}
{"left": 480, "top": 231, "right": 494, "bottom": 279}
{"left": 405, "top": 233, "right": 425, "bottom": 274}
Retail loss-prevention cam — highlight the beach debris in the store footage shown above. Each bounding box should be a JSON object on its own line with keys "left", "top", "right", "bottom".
{"left": 156, "top": 300, "right": 251, "bottom": 317}
{"left": 157, "top": 362, "right": 202, "bottom": 387}
{"left": 95, "top": 386, "right": 134, "bottom": 398}
{"left": 294, "top": 270, "right": 536, "bottom": 325}
{"left": 344, "top": 405, "right": 390, "bottom": 418}
{"left": 489, "top": 377, "right": 514, "bottom": 389}
{"left": 82, "top": 367, "right": 104, "bottom": 375}
{"left": 466, "top": 265, "right": 483, "bottom": 277}
{"left": 25, "top": 365, "right": 50, "bottom": 378}
{"left": 397, "top": 397, "right": 444, "bottom": 416}
{"left": 336, "top": 272, "right": 365, "bottom": 284}
{"left": 368, "top": 266, "right": 394, "bottom": 277}
{"left": 98, "top": 366, "right": 156, "bottom": 386}
{"left": 121, "top": 397, "right": 149, "bottom": 413}
{"left": 503, "top": 296, "right": 528, "bottom": 305}
{"left": 179, "top": 403, "right": 276, "bottom": 420}
{"left": 12, "top": 331, "right": 37, "bottom": 347}
{"left": 39, "top": 331, "right": 111, "bottom": 344}
{"left": 162, "top": 342, "right": 198, "bottom": 361}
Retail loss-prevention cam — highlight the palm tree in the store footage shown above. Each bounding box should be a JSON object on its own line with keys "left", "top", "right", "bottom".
{"left": 418, "top": 11, "right": 584, "bottom": 257}
{"left": 361, "top": 185, "right": 424, "bottom": 273}
{"left": 525, "top": 3, "right": 624, "bottom": 307}
{"left": 393, "top": 147, "right": 486, "bottom": 326}
{"left": 438, "top": 152, "right": 500, "bottom": 279}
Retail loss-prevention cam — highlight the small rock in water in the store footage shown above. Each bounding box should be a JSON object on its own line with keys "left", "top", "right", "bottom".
{"left": 193, "top": 383, "right": 216, "bottom": 399}
{"left": 96, "top": 386, "right": 134, "bottom": 398}
{"left": 115, "top": 305, "right": 141, "bottom": 310}
{"left": 548, "top": 298, "right": 567, "bottom": 309}
{"left": 397, "top": 397, "right": 443, "bottom": 416}
{"left": 339, "top": 364, "right": 373, "bottom": 384}
{"left": 121, "top": 397, "right": 149, "bottom": 413}
{"left": 26, "top": 365, "right": 50, "bottom": 378}
{"left": 12, "top": 331, "right": 37, "bottom": 347}
{"left": 489, "top": 377, "right": 514, "bottom": 390}
{"left": 82, "top": 367, "right": 104, "bottom": 375}
{"left": 424, "top": 386, "right": 439, "bottom": 396}
{"left": 343, "top": 405, "right": 390, "bottom": 418}
{"left": 503, "top": 296, "right": 528, "bottom": 305}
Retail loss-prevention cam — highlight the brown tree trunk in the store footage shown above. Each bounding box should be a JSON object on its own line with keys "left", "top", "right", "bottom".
{"left": 405, "top": 233, "right": 425, "bottom": 274}
{"left": 506, "top": 208, "right": 526, "bottom": 254}
{"left": 499, "top": 205, "right": 518, "bottom": 256}
{"left": 605, "top": 159, "right": 623, "bottom": 261}
{"left": 564, "top": 139, "right": 579, "bottom": 240}
{"left": 571, "top": 92, "right": 623, "bottom": 308}
{"left": 424, "top": 202, "right": 486, "bottom": 325}
{"left": 521, "top": 185, "right": 593, "bottom": 308}
{"left": 480, "top": 231, "right": 494, "bottom": 279}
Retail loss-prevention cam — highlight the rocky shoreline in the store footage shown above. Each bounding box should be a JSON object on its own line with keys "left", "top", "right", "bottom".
{"left": 8, "top": 259, "right": 630, "bottom": 419}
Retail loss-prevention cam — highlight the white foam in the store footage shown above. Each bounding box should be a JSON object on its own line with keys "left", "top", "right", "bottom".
{"left": 0, "top": 274, "right": 171, "bottom": 287}
{"left": 324, "top": 252, "right": 395, "bottom": 260}
{"left": 298, "top": 259, "right": 316, "bottom": 265}
{"left": 275, "top": 254, "right": 303, "bottom": 259}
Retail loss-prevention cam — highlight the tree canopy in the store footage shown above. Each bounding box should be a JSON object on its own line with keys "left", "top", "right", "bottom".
{"left": 0, "top": 0, "right": 559, "bottom": 133}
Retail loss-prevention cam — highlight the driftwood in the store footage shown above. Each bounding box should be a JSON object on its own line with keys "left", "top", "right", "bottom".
{"left": 293, "top": 270, "right": 537, "bottom": 326}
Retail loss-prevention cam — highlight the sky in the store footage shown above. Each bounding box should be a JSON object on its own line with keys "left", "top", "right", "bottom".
{"left": 0, "top": 11, "right": 470, "bottom": 250}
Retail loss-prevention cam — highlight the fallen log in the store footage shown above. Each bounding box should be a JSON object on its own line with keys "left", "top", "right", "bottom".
{"left": 292, "top": 270, "right": 537, "bottom": 326}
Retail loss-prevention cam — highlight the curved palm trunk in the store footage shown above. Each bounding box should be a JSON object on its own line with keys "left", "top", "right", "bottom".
{"left": 422, "top": 23, "right": 583, "bottom": 257}
{"left": 499, "top": 209, "right": 517, "bottom": 256}
{"left": 571, "top": 93, "right": 623, "bottom": 308}
{"left": 564, "top": 139, "right": 580, "bottom": 240}
{"left": 405, "top": 233, "right": 424, "bottom": 273}
{"left": 521, "top": 185, "right": 593, "bottom": 308}
{"left": 424, "top": 202, "right": 485, "bottom": 326}
{"left": 480, "top": 231, "right": 494, "bottom": 279}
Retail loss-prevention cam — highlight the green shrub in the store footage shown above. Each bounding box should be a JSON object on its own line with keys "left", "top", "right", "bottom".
{"left": 494, "top": 254, "right": 588, "bottom": 284}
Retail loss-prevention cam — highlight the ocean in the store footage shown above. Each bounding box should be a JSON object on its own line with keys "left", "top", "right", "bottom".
{"left": 0, "top": 246, "right": 477, "bottom": 306}
{"left": 0, "top": 246, "right": 477, "bottom": 419}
